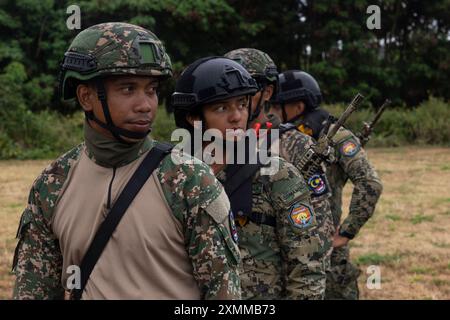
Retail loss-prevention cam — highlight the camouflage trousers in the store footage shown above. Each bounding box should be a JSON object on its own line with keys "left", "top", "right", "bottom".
{"left": 325, "top": 244, "right": 361, "bottom": 300}
{"left": 311, "top": 196, "right": 335, "bottom": 275}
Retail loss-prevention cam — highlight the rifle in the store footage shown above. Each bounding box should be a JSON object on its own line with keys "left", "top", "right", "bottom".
{"left": 298, "top": 93, "right": 365, "bottom": 180}
{"left": 356, "top": 99, "right": 390, "bottom": 146}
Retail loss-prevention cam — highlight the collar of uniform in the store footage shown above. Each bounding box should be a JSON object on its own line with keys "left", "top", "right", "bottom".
{"left": 84, "top": 120, "right": 153, "bottom": 168}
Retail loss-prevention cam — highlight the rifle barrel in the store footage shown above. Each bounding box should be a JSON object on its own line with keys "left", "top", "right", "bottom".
{"left": 327, "top": 93, "right": 364, "bottom": 139}
{"left": 370, "top": 99, "right": 391, "bottom": 126}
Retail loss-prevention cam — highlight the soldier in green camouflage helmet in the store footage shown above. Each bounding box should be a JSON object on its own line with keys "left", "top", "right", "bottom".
{"left": 269, "top": 70, "right": 383, "bottom": 299}
{"left": 226, "top": 49, "right": 335, "bottom": 280}
{"left": 12, "top": 22, "right": 241, "bottom": 300}
{"left": 224, "top": 48, "right": 278, "bottom": 126}
{"left": 172, "top": 56, "right": 327, "bottom": 299}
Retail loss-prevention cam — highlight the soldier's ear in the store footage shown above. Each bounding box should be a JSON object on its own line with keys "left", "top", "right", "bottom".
{"left": 263, "top": 84, "right": 274, "bottom": 101}
{"left": 186, "top": 114, "right": 201, "bottom": 127}
{"left": 77, "top": 83, "right": 96, "bottom": 112}
{"left": 297, "top": 101, "right": 306, "bottom": 115}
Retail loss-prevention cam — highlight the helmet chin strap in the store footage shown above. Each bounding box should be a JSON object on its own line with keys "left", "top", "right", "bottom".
{"left": 280, "top": 102, "right": 288, "bottom": 123}
{"left": 248, "top": 84, "right": 266, "bottom": 123}
{"left": 244, "top": 95, "right": 253, "bottom": 127}
{"left": 85, "top": 80, "right": 151, "bottom": 144}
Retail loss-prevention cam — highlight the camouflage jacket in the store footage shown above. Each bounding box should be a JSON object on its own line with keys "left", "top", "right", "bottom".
{"left": 320, "top": 125, "right": 382, "bottom": 238}
{"left": 12, "top": 135, "right": 241, "bottom": 300}
{"left": 216, "top": 156, "right": 326, "bottom": 300}
{"left": 263, "top": 115, "right": 335, "bottom": 270}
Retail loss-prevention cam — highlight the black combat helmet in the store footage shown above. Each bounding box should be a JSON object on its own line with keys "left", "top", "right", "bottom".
{"left": 272, "top": 70, "right": 322, "bottom": 110}
{"left": 171, "top": 56, "right": 258, "bottom": 130}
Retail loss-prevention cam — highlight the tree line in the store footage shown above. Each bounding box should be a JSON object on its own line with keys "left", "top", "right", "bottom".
{"left": 0, "top": 0, "right": 448, "bottom": 117}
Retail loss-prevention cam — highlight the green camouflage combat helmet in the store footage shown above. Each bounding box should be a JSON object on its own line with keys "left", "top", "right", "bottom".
{"left": 224, "top": 48, "right": 278, "bottom": 83}
{"left": 224, "top": 48, "right": 278, "bottom": 122}
{"left": 59, "top": 22, "right": 172, "bottom": 142}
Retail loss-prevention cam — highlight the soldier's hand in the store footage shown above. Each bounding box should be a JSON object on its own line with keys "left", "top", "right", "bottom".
{"left": 332, "top": 227, "right": 350, "bottom": 248}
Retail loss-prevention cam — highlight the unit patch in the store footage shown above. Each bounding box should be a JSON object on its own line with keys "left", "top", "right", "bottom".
{"left": 288, "top": 203, "right": 314, "bottom": 228}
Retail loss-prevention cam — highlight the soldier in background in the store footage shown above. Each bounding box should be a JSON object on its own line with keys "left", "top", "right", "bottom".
{"left": 172, "top": 56, "right": 326, "bottom": 299}
{"left": 225, "top": 48, "right": 335, "bottom": 282}
{"left": 268, "top": 70, "right": 383, "bottom": 299}
{"left": 12, "top": 22, "right": 240, "bottom": 300}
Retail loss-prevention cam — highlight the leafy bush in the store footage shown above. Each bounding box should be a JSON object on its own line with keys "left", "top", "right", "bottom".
{"left": 150, "top": 105, "right": 177, "bottom": 143}
{"left": 1, "top": 97, "right": 448, "bottom": 159}
{"left": 324, "top": 97, "right": 450, "bottom": 147}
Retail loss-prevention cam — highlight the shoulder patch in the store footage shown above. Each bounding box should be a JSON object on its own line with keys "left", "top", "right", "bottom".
{"left": 307, "top": 173, "right": 328, "bottom": 196}
{"left": 340, "top": 139, "right": 360, "bottom": 157}
{"left": 288, "top": 202, "right": 314, "bottom": 228}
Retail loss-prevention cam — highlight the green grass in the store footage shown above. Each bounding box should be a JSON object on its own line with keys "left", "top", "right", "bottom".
{"left": 8, "top": 203, "right": 22, "bottom": 209}
{"left": 410, "top": 275, "right": 424, "bottom": 283}
{"left": 433, "top": 198, "right": 450, "bottom": 206}
{"left": 398, "top": 185, "right": 415, "bottom": 194}
{"left": 432, "top": 227, "right": 448, "bottom": 232}
{"left": 386, "top": 214, "right": 401, "bottom": 221}
{"left": 355, "top": 252, "right": 402, "bottom": 266}
{"left": 410, "top": 214, "right": 434, "bottom": 225}
{"left": 431, "top": 242, "right": 450, "bottom": 249}
{"left": 409, "top": 267, "right": 433, "bottom": 275}
{"left": 432, "top": 278, "right": 448, "bottom": 287}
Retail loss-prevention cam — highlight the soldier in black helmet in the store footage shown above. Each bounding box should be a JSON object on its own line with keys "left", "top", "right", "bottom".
{"left": 172, "top": 57, "right": 327, "bottom": 299}
{"left": 225, "top": 48, "right": 335, "bottom": 288}
{"left": 269, "top": 70, "right": 383, "bottom": 299}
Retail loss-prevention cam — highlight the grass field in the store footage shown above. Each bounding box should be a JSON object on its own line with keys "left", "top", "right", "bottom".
{"left": 0, "top": 147, "right": 449, "bottom": 299}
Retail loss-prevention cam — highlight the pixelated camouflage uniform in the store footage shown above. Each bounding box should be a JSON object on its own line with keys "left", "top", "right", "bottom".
{"left": 12, "top": 22, "right": 240, "bottom": 300}
{"left": 325, "top": 126, "right": 383, "bottom": 299}
{"left": 266, "top": 63, "right": 382, "bottom": 299}
{"left": 224, "top": 49, "right": 330, "bottom": 299}
{"left": 13, "top": 131, "right": 241, "bottom": 300}
{"left": 293, "top": 116, "right": 383, "bottom": 299}
{"left": 262, "top": 114, "right": 335, "bottom": 273}
{"left": 216, "top": 156, "right": 327, "bottom": 300}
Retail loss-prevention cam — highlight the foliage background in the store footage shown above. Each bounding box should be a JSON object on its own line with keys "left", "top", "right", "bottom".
{"left": 0, "top": 0, "right": 449, "bottom": 158}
